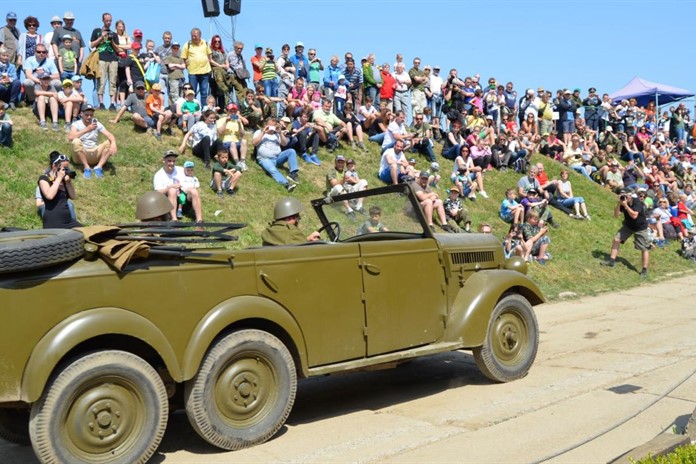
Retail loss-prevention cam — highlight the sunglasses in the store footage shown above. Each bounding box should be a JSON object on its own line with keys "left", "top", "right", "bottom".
{"left": 52, "top": 154, "right": 68, "bottom": 164}
{"left": 36, "top": 50, "right": 47, "bottom": 54}
{"left": 28, "top": 24, "right": 38, "bottom": 27}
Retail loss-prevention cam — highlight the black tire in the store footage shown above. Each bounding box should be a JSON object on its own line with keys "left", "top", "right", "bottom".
{"left": 473, "top": 294, "right": 539, "bottom": 383}
{"left": 0, "top": 408, "right": 30, "bottom": 445}
{"left": 29, "top": 350, "right": 169, "bottom": 464}
{"left": 0, "top": 229, "right": 84, "bottom": 274}
{"left": 185, "top": 329, "right": 297, "bottom": 451}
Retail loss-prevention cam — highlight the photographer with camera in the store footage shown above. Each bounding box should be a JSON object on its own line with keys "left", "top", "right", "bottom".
{"left": 601, "top": 188, "right": 650, "bottom": 277}
{"left": 90, "top": 13, "right": 119, "bottom": 111}
{"left": 38, "top": 150, "right": 81, "bottom": 229}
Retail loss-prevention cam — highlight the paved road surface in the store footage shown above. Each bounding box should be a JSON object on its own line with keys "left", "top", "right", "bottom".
{"left": 3, "top": 274, "right": 695, "bottom": 463}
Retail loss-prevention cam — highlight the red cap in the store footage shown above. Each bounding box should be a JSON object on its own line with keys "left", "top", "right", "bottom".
{"left": 133, "top": 29, "right": 143, "bottom": 37}
{"left": 131, "top": 41, "right": 142, "bottom": 50}
{"left": 226, "top": 103, "right": 238, "bottom": 111}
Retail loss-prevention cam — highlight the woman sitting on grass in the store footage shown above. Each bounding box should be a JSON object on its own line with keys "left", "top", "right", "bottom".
{"left": 557, "top": 170, "right": 591, "bottom": 220}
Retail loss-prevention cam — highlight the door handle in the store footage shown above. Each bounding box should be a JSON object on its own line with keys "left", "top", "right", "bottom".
{"left": 364, "top": 263, "right": 381, "bottom": 275}
{"left": 259, "top": 271, "right": 279, "bottom": 292}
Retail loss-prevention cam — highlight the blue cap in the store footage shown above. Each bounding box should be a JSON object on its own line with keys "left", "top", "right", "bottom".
{"left": 254, "top": 43, "right": 262, "bottom": 49}
{"left": 183, "top": 161, "right": 195, "bottom": 168}
{"left": 71, "top": 75, "right": 82, "bottom": 82}
{"left": 6, "top": 12, "right": 17, "bottom": 20}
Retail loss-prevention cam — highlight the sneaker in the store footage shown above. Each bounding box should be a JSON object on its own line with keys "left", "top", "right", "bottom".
{"left": 479, "top": 190, "right": 489, "bottom": 199}
{"left": 39, "top": 121, "right": 48, "bottom": 131}
{"left": 346, "top": 210, "right": 356, "bottom": 220}
{"left": 226, "top": 188, "right": 237, "bottom": 196}
{"left": 584, "top": 214, "right": 591, "bottom": 221}
{"left": 164, "top": 127, "right": 173, "bottom": 136}
{"left": 155, "top": 133, "right": 162, "bottom": 141}
{"left": 309, "top": 154, "right": 321, "bottom": 166}
{"left": 216, "top": 190, "right": 224, "bottom": 198}
{"left": 239, "top": 160, "right": 248, "bottom": 171}
{"left": 286, "top": 183, "right": 296, "bottom": 192}
{"left": 302, "top": 153, "right": 312, "bottom": 163}
{"left": 64, "top": 123, "right": 72, "bottom": 133}
{"left": 204, "top": 160, "right": 211, "bottom": 170}
{"left": 640, "top": 268, "right": 648, "bottom": 278}
{"left": 468, "top": 194, "right": 476, "bottom": 202}
{"left": 440, "top": 224, "right": 455, "bottom": 233}
{"left": 569, "top": 213, "right": 582, "bottom": 219}
{"left": 464, "top": 222, "right": 471, "bottom": 232}
{"left": 83, "top": 168, "right": 92, "bottom": 179}
{"left": 7, "top": 102, "right": 15, "bottom": 111}
{"left": 536, "top": 258, "right": 546, "bottom": 265}
{"left": 600, "top": 259, "right": 615, "bottom": 267}
{"left": 429, "top": 224, "right": 436, "bottom": 233}
{"left": 287, "top": 171, "right": 300, "bottom": 183}
{"left": 52, "top": 122, "right": 60, "bottom": 132}
{"left": 93, "top": 167, "right": 104, "bottom": 178}
{"left": 108, "top": 104, "right": 116, "bottom": 112}
{"left": 350, "top": 140, "right": 357, "bottom": 149}
{"left": 146, "top": 128, "right": 155, "bottom": 136}
{"left": 358, "top": 142, "right": 368, "bottom": 152}
{"left": 354, "top": 206, "right": 366, "bottom": 215}
{"left": 98, "top": 103, "right": 106, "bottom": 110}
{"left": 176, "top": 208, "right": 183, "bottom": 219}
{"left": 549, "top": 220, "right": 560, "bottom": 229}
{"left": 655, "top": 239, "right": 665, "bottom": 248}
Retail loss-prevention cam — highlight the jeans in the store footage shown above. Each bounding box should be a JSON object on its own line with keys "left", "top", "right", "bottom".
{"left": 675, "top": 127, "right": 686, "bottom": 143}
{"left": 0, "top": 123, "right": 12, "bottom": 147}
{"left": 0, "top": 79, "right": 21, "bottom": 104}
{"left": 570, "top": 165, "right": 592, "bottom": 180}
{"left": 296, "top": 130, "right": 319, "bottom": 154}
{"left": 621, "top": 151, "right": 645, "bottom": 165}
{"left": 263, "top": 77, "right": 278, "bottom": 98}
{"left": 369, "top": 133, "right": 385, "bottom": 145}
{"left": 430, "top": 94, "right": 443, "bottom": 119}
{"left": 192, "top": 137, "right": 225, "bottom": 164}
{"left": 413, "top": 140, "right": 436, "bottom": 161}
{"left": 559, "top": 197, "right": 584, "bottom": 208}
{"left": 257, "top": 149, "right": 298, "bottom": 185}
{"left": 442, "top": 144, "right": 461, "bottom": 160}
{"left": 394, "top": 91, "right": 409, "bottom": 115}
{"left": 189, "top": 73, "right": 210, "bottom": 103}
{"left": 366, "top": 86, "right": 380, "bottom": 107}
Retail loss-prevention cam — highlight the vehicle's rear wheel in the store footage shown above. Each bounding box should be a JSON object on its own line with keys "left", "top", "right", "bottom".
{"left": 0, "top": 408, "right": 30, "bottom": 445}
{"left": 0, "top": 229, "right": 84, "bottom": 274}
{"left": 473, "top": 294, "right": 538, "bottom": 383}
{"left": 29, "top": 350, "right": 168, "bottom": 464}
{"left": 185, "top": 329, "right": 297, "bottom": 450}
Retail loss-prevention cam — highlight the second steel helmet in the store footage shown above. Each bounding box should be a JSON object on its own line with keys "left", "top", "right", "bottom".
{"left": 273, "top": 197, "right": 304, "bottom": 220}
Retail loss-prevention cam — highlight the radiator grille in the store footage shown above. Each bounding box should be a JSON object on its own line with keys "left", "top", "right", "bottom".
{"left": 449, "top": 251, "right": 495, "bottom": 265}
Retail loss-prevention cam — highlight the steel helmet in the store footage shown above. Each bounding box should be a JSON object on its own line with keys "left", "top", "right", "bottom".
{"left": 273, "top": 197, "right": 304, "bottom": 220}
{"left": 135, "top": 191, "right": 172, "bottom": 220}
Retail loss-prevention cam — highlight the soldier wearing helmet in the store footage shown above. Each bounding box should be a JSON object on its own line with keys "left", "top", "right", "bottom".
{"left": 135, "top": 191, "right": 173, "bottom": 222}
{"left": 261, "top": 197, "right": 321, "bottom": 246}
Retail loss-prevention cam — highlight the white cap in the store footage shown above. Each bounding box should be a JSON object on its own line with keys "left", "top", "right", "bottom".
{"left": 63, "top": 11, "right": 75, "bottom": 19}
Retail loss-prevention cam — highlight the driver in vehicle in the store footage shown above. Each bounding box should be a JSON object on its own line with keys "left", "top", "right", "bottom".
{"left": 261, "top": 197, "right": 322, "bottom": 246}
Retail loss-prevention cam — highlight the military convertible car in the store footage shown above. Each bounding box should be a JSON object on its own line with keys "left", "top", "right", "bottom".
{"left": 0, "top": 183, "right": 544, "bottom": 463}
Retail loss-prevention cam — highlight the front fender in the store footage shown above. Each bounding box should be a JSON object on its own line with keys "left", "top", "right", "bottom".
{"left": 443, "top": 270, "right": 545, "bottom": 347}
{"left": 22, "top": 307, "right": 181, "bottom": 403}
{"left": 181, "top": 295, "right": 308, "bottom": 379}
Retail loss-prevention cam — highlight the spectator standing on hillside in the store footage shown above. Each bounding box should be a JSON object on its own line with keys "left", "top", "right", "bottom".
{"left": 164, "top": 41, "right": 185, "bottom": 107}
{"left": 154, "top": 31, "right": 173, "bottom": 103}
{"left": 50, "top": 11, "right": 84, "bottom": 72}
{"left": 43, "top": 16, "right": 62, "bottom": 60}
{"left": 16, "top": 15, "right": 42, "bottom": 70}
{"left": 0, "top": 46, "right": 20, "bottom": 109}
{"left": 342, "top": 58, "right": 362, "bottom": 108}
{"left": 601, "top": 189, "right": 651, "bottom": 277}
{"left": 288, "top": 41, "right": 309, "bottom": 81}
{"left": 0, "top": 12, "right": 19, "bottom": 67}
{"left": 557, "top": 89, "right": 577, "bottom": 144}
{"left": 182, "top": 28, "right": 211, "bottom": 103}
{"left": 392, "top": 62, "right": 411, "bottom": 115}
{"left": 226, "top": 41, "right": 249, "bottom": 102}
{"left": 69, "top": 104, "right": 118, "bottom": 178}
{"left": 362, "top": 53, "right": 381, "bottom": 107}
{"left": 409, "top": 57, "right": 427, "bottom": 119}
{"left": 90, "top": 13, "right": 119, "bottom": 110}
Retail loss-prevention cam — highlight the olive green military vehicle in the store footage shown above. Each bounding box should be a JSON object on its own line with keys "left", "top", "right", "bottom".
{"left": 0, "top": 183, "right": 544, "bottom": 463}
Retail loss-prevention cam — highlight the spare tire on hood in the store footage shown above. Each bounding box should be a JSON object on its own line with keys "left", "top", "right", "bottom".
{"left": 0, "top": 229, "right": 85, "bottom": 274}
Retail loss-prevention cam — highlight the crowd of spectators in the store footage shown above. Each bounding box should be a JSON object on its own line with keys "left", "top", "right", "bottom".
{"left": 2, "top": 10, "right": 696, "bottom": 250}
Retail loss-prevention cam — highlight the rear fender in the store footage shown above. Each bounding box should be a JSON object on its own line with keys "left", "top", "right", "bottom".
{"left": 443, "top": 270, "right": 545, "bottom": 347}
{"left": 182, "top": 295, "right": 308, "bottom": 379}
{"left": 22, "top": 307, "right": 181, "bottom": 403}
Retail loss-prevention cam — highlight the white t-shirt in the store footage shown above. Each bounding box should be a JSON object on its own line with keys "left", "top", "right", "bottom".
{"left": 72, "top": 119, "right": 105, "bottom": 150}
{"left": 429, "top": 74, "right": 443, "bottom": 96}
{"left": 358, "top": 104, "right": 378, "bottom": 123}
{"left": 180, "top": 174, "right": 200, "bottom": 192}
{"left": 379, "top": 148, "right": 405, "bottom": 174}
{"left": 153, "top": 166, "right": 184, "bottom": 190}
{"left": 383, "top": 120, "right": 406, "bottom": 148}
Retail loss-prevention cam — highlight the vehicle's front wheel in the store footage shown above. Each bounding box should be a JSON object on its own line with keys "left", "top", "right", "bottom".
{"left": 29, "top": 350, "right": 169, "bottom": 464}
{"left": 473, "top": 294, "right": 538, "bottom": 382}
{"left": 184, "top": 329, "right": 297, "bottom": 450}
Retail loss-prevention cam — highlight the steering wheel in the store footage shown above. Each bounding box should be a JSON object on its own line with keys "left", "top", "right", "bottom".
{"left": 316, "top": 221, "right": 341, "bottom": 242}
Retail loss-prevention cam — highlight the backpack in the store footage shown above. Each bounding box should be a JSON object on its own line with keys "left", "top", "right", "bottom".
{"left": 514, "top": 157, "right": 527, "bottom": 174}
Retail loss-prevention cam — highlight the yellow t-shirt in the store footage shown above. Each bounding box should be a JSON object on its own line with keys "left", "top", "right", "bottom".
{"left": 218, "top": 118, "right": 243, "bottom": 143}
{"left": 182, "top": 40, "right": 212, "bottom": 75}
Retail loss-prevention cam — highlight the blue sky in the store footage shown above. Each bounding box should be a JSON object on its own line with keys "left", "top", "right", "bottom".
{"left": 11, "top": 0, "right": 696, "bottom": 103}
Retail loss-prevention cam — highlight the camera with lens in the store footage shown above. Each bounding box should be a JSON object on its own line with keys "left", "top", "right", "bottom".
{"left": 619, "top": 194, "right": 628, "bottom": 202}
{"left": 63, "top": 167, "right": 76, "bottom": 179}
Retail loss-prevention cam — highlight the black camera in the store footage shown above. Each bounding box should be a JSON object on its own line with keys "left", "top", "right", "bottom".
{"left": 63, "top": 168, "right": 76, "bottom": 179}
{"left": 619, "top": 194, "right": 628, "bottom": 202}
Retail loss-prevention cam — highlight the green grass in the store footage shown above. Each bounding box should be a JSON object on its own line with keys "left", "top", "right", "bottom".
{"left": 631, "top": 445, "right": 696, "bottom": 463}
{"left": 2, "top": 108, "right": 694, "bottom": 299}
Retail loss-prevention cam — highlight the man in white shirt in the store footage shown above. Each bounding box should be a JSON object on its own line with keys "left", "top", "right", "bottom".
{"left": 153, "top": 150, "right": 203, "bottom": 222}
{"left": 392, "top": 62, "right": 411, "bottom": 116}
{"left": 378, "top": 139, "right": 414, "bottom": 185}
{"left": 428, "top": 65, "right": 444, "bottom": 119}
{"left": 381, "top": 110, "right": 414, "bottom": 152}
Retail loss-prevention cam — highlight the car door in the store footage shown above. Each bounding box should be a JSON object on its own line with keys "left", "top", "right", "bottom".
{"left": 359, "top": 238, "right": 447, "bottom": 356}
{"left": 255, "top": 242, "right": 365, "bottom": 367}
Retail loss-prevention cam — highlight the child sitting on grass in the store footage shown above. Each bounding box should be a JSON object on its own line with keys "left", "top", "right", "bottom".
{"left": 499, "top": 188, "right": 524, "bottom": 226}
{"left": 519, "top": 209, "right": 551, "bottom": 264}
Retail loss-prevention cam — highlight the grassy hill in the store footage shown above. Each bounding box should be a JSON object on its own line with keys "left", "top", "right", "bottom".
{"left": 1, "top": 108, "right": 693, "bottom": 299}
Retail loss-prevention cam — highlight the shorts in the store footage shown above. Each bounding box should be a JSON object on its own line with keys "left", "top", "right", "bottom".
{"left": 223, "top": 141, "right": 242, "bottom": 151}
{"left": 561, "top": 120, "right": 575, "bottom": 134}
{"left": 144, "top": 115, "right": 156, "bottom": 128}
{"left": 616, "top": 226, "right": 651, "bottom": 251}
{"left": 210, "top": 177, "right": 233, "bottom": 192}
{"left": 71, "top": 139, "right": 111, "bottom": 166}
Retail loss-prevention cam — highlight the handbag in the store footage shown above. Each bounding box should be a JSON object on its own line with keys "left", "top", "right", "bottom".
{"left": 144, "top": 61, "right": 161, "bottom": 85}
{"left": 233, "top": 67, "right": 250, "bottom": 80}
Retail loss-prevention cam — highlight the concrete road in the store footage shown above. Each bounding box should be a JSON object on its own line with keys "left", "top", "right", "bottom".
{"left": 3, "top": 275, "right": 695, "bottom": 463}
